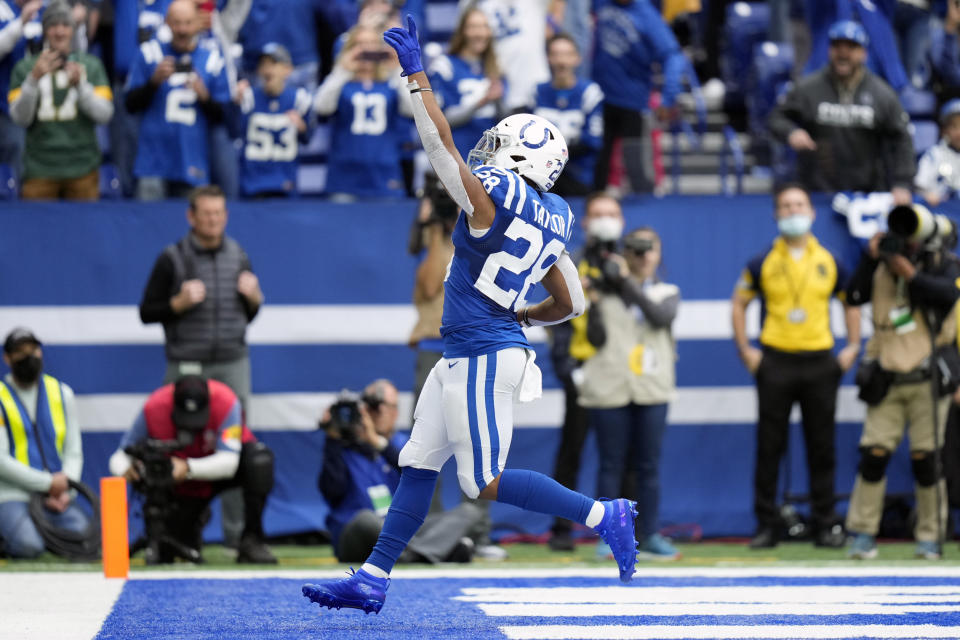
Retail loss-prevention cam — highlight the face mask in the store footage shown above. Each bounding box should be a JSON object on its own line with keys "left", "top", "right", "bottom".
{"left": 778, "top": 214, "right": 813, "bottom": 238}
{"left": 11, "top": 355, "right": 42, "bottom": 385}
{"left": 587, "top": 217, "right": 624, "bottom": 242}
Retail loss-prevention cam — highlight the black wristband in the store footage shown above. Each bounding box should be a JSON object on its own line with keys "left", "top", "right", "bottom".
{"left": 410, "top": 87, "right": 433, "bottom": 94}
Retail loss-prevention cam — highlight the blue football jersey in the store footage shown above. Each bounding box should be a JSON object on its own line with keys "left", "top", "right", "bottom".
{"left": 0, "top": 0, "right": 27, "bottom": 114}
{"left": 441, "top": 165, "right": 574, "bottom": 358}
{"left": 137, "top": 0, "right": 173, "bottom": 44}
{"left": 239, "top": 83, "right": 312, "bottom": 196}
{"left": 127, "top": 39, "right": 230, "bottom": 184}
{"left": 238, "top": 0, "right": 320, "bottom": 72}
{"left": 325, "top": 79, "right": 407, "bottom": 198}
{"left": 534, "top": 80, "right": 603, "bottom": 186}
{"left": 428, "top": 54, "right": 501, "bottom": 159}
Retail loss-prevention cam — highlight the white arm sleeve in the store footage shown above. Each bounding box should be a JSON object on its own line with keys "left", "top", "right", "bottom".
{"left": 408, "top": 81, "right": 474, "bottom": 216}
{"left": 0, "top": 17, "right": 23, "bottom": 58}
{"left": 186, "top": 450, "right": 240, "bottom": 481}
{"left": 314, "top": 67, "right": 351, "bottom": 116}
{"left": 528, "top": 252, "right": 585, "bottom": 326}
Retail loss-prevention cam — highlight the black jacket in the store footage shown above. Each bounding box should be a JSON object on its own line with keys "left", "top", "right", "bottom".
{"left": 768, "top": 68, "right": 915, "bottom": 192}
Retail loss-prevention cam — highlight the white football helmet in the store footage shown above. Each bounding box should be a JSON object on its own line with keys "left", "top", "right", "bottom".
{"left": 467, "top": 113, "right": 568, "bottom": 192}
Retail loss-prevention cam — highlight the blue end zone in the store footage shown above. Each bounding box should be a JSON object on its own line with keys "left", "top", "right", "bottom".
{"left": 95, "top": 575, "right": 960, "bottom": 640}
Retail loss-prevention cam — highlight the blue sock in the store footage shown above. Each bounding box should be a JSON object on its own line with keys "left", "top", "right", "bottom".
{"left": 495, "top": 468, "right": 595, "bottom": 526}
{"left": 366, "top": 466, "right": 438, "bottom": 574}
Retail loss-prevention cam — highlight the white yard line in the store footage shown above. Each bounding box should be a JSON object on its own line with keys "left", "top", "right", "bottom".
{"left": 499, "top": 625, "right": 960, "bottom": 639}
{"left": 0, "top": 573, "right": 125, "bottom": 640}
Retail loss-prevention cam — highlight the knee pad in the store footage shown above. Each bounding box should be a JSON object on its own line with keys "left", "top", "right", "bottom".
{"left": 240, "top": 441, "right": 274, "bottom": 494}
{"left": 912, "top": 450, "right": 940, "bottom": 487}
{"left": 858, "top": 447, "right": 891, "bottom": 483}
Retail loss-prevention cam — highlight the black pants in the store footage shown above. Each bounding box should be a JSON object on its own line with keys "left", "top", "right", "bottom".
{"left": 551, "top": 380, "right": 591, "bottom": 534}
{"left": 754, "top": 348, "right": 841, "bottom": 531}
{"left": 593, "top": 103, "right": 650, "bottom": 193}
{"left": 162, "top": 442, "right": 274, "bottom": 550}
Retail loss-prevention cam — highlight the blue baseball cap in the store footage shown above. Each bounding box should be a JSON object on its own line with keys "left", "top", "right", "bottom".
{"left": 940, "top": 99, "right": 960, "bottom": 125}
{"left": 259, "top": 42, "right": 292, "bottom": 65}
{"left": 828, "top": 20, "right": 868, "bottom": 48}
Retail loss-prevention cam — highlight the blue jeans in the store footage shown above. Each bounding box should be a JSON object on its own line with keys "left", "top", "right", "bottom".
{"left": 0, "top": 499, "right": 90, "bottom": 558}
{"left": 591, "top": 403, "right": 669, "bottom": 538}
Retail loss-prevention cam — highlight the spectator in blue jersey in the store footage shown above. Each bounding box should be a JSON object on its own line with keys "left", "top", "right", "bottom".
{"left": 915, "top": 99, "right": 960, "bottom": 207}
{"left": 314, "top": 24, "right": 411, "bottom": 199}
{"left": 0, "top": 0, "right": 41, "bottom": 183}
{"left": 126, "top": 0, "right": 230, "bottom": 201}
{"left": 534, "top": 33, "right": 603, "bottom": 197}
{"left": 234, "top": 43, "right": 312, "bottom": 198}
{"left": 592, "top": 0, "right": 687, "bottom": 195}
{"left": 427, "top": 6, "right": 505, "bottom": 160}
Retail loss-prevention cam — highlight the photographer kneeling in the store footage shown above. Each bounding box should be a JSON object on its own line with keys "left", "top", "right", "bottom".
{"left": 108, "top": 376, "right": 276, "bottom": 564}
{"left": 320, "top": 379, "right": 482, "bottom": 564}
{"left": 846, "top": 204, "right": 960, "bottom": 560}
{"left": 577, "top": 221, "right": 681, "bottom": 560}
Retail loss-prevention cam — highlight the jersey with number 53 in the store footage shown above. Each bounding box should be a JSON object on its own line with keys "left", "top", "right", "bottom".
{"left": 441, "top": 165, "right": 574, "bottom": 358}
{"left": 8, "top": 52, "right": 112, "bottom": 180}
{"left": 239, "top": 83, "right": 312, "bottom": 196}
{"left": 126, "top": 39, "right": 230, "bottom": 184}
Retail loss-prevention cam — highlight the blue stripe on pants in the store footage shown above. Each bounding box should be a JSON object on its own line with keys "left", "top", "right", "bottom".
{"left": 466, "top": 356, "right": 486, "bottom": 491}
{"left": 485, "top": 351, "right": 500, "bottom": 478}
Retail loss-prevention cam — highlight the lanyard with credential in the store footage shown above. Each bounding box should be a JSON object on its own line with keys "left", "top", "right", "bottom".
{"left": 779, "top": 253, "right": 812, "bottom": 324}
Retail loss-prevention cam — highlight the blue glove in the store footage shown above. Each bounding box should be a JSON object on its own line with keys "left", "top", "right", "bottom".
{"left": 383, "top": 14, "right": 423, "bottom": 77}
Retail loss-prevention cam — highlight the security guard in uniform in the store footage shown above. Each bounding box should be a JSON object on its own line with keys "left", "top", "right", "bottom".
{"left": 844, "top": 205, "right": 960, "bottom": 560}
{"left": 0, "top": 328, "right": 90, "bottom": 558}
{"left": 732, "top": 184, "right": 861, "bottom": 549}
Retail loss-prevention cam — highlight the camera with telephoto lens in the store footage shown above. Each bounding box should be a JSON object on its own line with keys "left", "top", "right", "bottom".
{"left": 422, "top": 173, "right": 460, "bottom": 226}
{"left": 320, "top": 389, "right": 382, "bottom": 445}
{"left": 879, "top": 204, "right": 958, "bottom": 258}
{"left": 584, "top": 239, "right": 625, "bottom": 292}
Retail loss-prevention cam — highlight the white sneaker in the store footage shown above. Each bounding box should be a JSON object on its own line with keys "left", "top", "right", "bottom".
{"left": 475, "top": 544, "right": 508, "bottom": 561}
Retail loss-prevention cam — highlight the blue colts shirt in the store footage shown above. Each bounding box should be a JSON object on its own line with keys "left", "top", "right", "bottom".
{"left": 441, "top": 164, "right": 574, "bottom": 358}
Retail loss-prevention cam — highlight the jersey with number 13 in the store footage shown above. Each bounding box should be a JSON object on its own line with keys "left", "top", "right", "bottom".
{"left": 126, "top": 39, "right": 229, "bottom": 184}
{"left": 440, "top": 165, "right": 574, "bottom": 358}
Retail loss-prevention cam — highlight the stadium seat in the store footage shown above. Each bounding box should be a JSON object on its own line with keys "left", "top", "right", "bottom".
{"left": 720, "top": 2, "right": 771, "bottom": 108}
{"left": 746, "top": 41, "right": 794, "bottom": 138}
{"left": 0, "top": 163, "right": 17, "bottom": 200}
{"left": 99, "top": 163, "right": 123, "bottom": 200}
{"left": 899, "top": 86, "right": 937, "bottom": 119}
{"left": 910, "top": 120, "right": 939, "bottom": 156}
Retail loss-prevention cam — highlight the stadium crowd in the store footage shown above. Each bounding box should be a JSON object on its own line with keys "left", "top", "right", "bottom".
{"left": 5, "top": 0, "right": 960, "bottom": 565}
{"left": 1, "top": 0, "right": 958, "bottom": 203}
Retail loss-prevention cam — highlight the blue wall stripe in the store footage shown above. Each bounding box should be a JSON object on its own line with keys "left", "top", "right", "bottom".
{"left": 29, "top": 341, "right": 861, "bottom": 395}
{"left": 485, "top": 351, "right": 500, "bottom": 479}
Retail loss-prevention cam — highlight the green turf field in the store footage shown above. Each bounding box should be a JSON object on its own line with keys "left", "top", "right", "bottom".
{"left": 4, "top": 540, "right": 960, "bottom": 572}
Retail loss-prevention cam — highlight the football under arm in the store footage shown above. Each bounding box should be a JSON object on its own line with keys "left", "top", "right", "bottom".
{"left": 519, "top": 253, "right": 586, "bottom": 327}
{"left": 404, "top": 70, "right": 494, "bottom": 226}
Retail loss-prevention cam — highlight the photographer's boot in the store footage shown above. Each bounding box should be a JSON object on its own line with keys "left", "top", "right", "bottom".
{"left": 237, "top": 534, "right": 277, "bottom": 564}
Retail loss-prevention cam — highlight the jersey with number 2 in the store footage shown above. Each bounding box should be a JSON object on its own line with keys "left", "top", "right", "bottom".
{"left": 441, "top": 165, "right": 574, "bottom": 358}
{"left": 127, "top": 39, "right": 229, "bottom": 183}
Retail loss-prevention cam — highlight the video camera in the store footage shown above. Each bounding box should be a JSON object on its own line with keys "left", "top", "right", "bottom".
{"left": 124, "top": 435, "right": 202, "bottom": 564}
{"left": 880, "top": 204, "right": 958, "bottom": 258}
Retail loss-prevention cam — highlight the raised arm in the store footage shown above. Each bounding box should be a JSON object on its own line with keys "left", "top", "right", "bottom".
{"left": 383, "top": 16, "right": 495, "bottom": 228}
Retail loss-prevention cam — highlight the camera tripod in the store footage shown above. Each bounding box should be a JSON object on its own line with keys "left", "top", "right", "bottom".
{"left": 130, "top": 496, "right": 203, "bottom": 565}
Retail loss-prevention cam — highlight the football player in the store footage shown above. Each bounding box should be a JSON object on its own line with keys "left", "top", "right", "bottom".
{"left": 303, "top": 15, "right": 639, "bottom": 615}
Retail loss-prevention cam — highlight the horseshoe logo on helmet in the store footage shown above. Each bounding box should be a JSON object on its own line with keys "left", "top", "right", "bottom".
{"left": 519, "top": 119, "right": 550, "bottom": 149}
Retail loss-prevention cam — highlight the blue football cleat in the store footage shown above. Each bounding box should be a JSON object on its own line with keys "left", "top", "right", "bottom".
{"left": 593, "top": 498, "right": 639, "bottom": 583}
{"left": 302, "top": 568, "right": 390, "bottom": 614}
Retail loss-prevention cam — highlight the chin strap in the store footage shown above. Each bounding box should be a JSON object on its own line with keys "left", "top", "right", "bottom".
{"left": 407, "top": 80, "right": 474, "bottom": 217}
